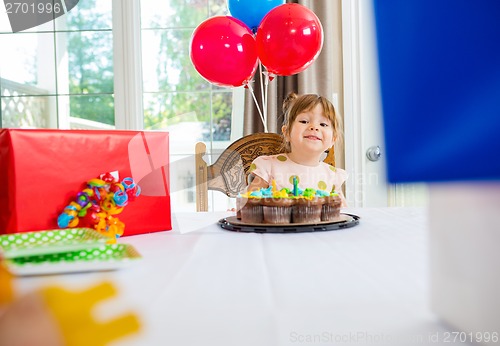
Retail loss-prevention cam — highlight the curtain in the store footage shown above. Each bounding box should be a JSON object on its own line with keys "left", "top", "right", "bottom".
{"left": 242, "top": 0, "right": 344, "bottom": 167}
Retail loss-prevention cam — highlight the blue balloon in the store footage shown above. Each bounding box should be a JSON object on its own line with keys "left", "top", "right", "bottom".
{"left": 228, "top": 0, "right": 285, "bottom": 32}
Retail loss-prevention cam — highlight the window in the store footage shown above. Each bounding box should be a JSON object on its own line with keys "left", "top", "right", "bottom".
{"left": 0, "top": 0, "right": 114, "bottom": 129}
{"left": 139, "top": 0, "right": 243, "bottom": 211}
{"left": 0, "top": 0, "right": 242, "bottom": 211}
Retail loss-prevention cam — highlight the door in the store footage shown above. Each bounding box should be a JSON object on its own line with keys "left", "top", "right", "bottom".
{"left": 342, "top": 0, "right": 388, "bottom": 207}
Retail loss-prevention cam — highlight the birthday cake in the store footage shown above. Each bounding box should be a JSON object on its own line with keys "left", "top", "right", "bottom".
{"left": 237, "top": 182, "right": 342, "bottom": 224}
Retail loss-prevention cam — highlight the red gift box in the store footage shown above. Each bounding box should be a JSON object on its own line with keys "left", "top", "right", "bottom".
{"left": 0, "top": 129, "right": 171, "bottom": 236}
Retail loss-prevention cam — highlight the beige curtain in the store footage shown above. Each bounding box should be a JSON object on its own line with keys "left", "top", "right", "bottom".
{"left": 242, "top": 0, "right": 344, "bottom": 168}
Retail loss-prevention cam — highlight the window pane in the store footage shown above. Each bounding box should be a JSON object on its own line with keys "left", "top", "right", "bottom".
{"left": 142, "top": 28, "right": 208, "bottom": 92}
{"left": 59, "top": 94, "right": 115, "bottom": 126}
{"left": 0, "top": 33, "right": 56, "bottom": 95}
{"left": 61, "top": 31, "right": 114, "bottom": 95}
{"left": 144, "top": 91, "right": 209, "bottom": 128}
{"left": 209, "top": 0, "right": 228, "bottom": 16}
{"left": 211, "top": 91, "right": 232, "bottom": 141}
{"left": 1, "top": 95, "right": 56, "bottom": 128}
{"left": 170, "top": 154, "right": 197, "bottom": 211}
{"left": 141, "top": 0, "right": 209, "bottom": 29}
{"left": 55, "top": 0, "right": 112, "bottom": 31}
{"left": 144, "top": 91, "right": 210, "bottom": 153}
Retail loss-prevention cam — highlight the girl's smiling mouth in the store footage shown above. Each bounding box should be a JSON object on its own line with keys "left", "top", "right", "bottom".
{"left": 304, "top": 135, "right": 321, "bottom": 141}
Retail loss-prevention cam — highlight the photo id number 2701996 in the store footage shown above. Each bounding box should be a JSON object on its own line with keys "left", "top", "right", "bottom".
{"left": 5, "top": 2, "right": 63, "bottom": 14}
{"left": 442, "top": 331, "right": 498, "bottom": 343}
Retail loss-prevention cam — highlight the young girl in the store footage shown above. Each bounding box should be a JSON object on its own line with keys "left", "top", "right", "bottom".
{"left": 247, "top": 93, "right": 348, "bottom": 205}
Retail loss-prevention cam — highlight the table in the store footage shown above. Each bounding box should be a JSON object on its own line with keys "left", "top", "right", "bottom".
{"left": 14, "top": 208, "right": 473, "bottom": 346}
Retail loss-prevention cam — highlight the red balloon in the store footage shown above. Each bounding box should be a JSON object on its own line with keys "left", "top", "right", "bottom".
{"left": 190, "top": 16, "right": 258, "bottom": 87}
{"left": 256, "top": 4, "right": 324, "bottom": 76}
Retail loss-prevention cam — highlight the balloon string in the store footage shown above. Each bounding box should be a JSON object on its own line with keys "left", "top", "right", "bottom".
{"left": 259, "top": 62, "right": 265, "bottom": 117}
{"left": 246, "top": 82, "right": 268, "bottom": 132}
{"left": 264, "top": 70, "right": 269, "bottom": 131}
{"left": 259, "top": 62, "right": 269, "bottom": 132}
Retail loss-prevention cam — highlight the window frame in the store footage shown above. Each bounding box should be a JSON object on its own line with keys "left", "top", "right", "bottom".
{"left": 112, "top": 0, "right": 144, "bottom": 130}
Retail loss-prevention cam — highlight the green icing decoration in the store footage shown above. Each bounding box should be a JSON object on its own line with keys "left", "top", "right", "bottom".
{"left": 303, "top": 188, "right": 316, "bottom": 197}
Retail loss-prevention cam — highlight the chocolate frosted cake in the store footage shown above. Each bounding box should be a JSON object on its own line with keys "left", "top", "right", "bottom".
{"left": 261, "top": 197, "right": 296, "bottom": 224}
{"left": 237, "top": 183, "right": 342, "bottom": 225}
{"left": 321, "top": 194, "right": 342, "bottom": 221}
{"left": 292, "top": 196, "right": 324, "bottom": 223}
{"left": 238, "top": 197, "right": 264, "bottom": 223}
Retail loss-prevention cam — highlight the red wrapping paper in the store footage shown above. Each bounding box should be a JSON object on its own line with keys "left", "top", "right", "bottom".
{"left": 0, "top": 129, "right": 171, "bottom": 236}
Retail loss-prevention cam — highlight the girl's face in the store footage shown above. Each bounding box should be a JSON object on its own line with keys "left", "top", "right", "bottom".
{"left": 285, "top": 103, "right": 335, "bottom": 156}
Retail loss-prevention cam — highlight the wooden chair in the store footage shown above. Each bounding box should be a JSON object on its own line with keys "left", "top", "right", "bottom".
{"left": 195, "top": 132, "right": 336, "bottom": 212}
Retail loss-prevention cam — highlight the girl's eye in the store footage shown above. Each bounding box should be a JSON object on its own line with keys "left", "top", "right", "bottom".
{"left": 298, "top": 120, "right": 308, "bottom": 124}
{"left": 320, "top": 123, "right": 329, "bottom": 127}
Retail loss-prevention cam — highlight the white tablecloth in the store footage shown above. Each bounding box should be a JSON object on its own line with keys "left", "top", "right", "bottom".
{"left": 15, "top": 208, "right": 473, "bottom": 346}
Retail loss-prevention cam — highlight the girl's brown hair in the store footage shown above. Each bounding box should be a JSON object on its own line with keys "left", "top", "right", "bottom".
{"left": 281, "top": 92, "right": 341, "bottom": 152}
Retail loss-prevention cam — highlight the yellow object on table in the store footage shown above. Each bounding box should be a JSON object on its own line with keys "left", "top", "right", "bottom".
{"left": 0, "top": 262, "right": 14, "bottom": 305}
{"left": 0, "top": 265, "right": 140, "bottom": 345}
{"left": 40, "top": 282, "right": 141, "bottom": 346}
